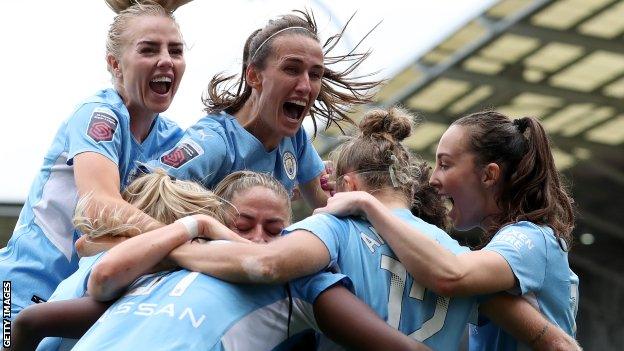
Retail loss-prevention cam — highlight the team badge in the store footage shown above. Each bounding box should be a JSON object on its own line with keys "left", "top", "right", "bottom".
{"left": 87, "top": 109, "right": 118, "bottom": 142}
{"left": 283, "top": 151, "right": 297, "bottom": 180}
{"left": 160, "top": 140, "right": 203, "bottom": 168}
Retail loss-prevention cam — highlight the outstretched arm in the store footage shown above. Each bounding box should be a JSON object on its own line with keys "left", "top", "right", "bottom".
{"left": 9, "top": 297, "right": 111, "bottom": 351}
{"left": 170, "top": 229, "right": 330, "bottom": 284}
{"left": 481, "top": 294, "right": 581, "bottom": 351}
{"left": 314, "top": 285, "right": 430, "bottom": 351}
{"left": 87, "top": 214, "right": 250, "bottom": 301}
{"left": 315, "top": 191, "right": 515, "bottom": 296}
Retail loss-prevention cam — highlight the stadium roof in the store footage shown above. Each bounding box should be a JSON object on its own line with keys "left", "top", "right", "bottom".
{"left": 317, "top": 0, "right": 624, "bottom": 285}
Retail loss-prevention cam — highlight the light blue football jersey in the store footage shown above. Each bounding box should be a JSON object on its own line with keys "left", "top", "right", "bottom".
{"left": 35, "top": 253, "right": 105, "bottom": 351}
{"left": 72, "top": 269, "right": 349, "bottom": 350}
{"left": 469, "top": 221, "right": 579, "bottom": 351}
{"left": 283, "top": 209, "right": 478, "bottom": 350}
{"left": 151, "top": 113, "right": 325, "bottom": 193}
{"left": 0, "top": 88, "right": 183, "bottom": 317}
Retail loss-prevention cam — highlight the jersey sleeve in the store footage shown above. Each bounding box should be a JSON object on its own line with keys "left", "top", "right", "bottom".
{"left": 151, "top": 121, "right": 228, "bottom": 186}
{"left": 294, "top": 128, "right": 325, "bottom": 185}
{"left": 282, "top": 214, "right": 346, "bottom": 268}
{"left": 291, "top": 271, "right": 353, "bottom": 304}
{"left": 66, "top": 104, "right": 124, "bottom": 166}
{"left": 483, "top": 223, "right": 548, "bottom": 295}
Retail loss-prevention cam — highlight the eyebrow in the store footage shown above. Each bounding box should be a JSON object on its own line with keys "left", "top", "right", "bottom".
{"left": 137, "top": 40, "right": 183, "bottom": 47}
{"left": 238, "top": 213, "right": 285, "bottom": 223}
{"left": 436, "top": 152, "right": 452, "bottom": 159}
{"left": 282, "top": 57, "right": 323, "bottom": 70}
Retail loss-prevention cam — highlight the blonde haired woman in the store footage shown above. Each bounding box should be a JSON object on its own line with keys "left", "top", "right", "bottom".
{"left": 0, "top": 0, "right": 191, "bottom": 318}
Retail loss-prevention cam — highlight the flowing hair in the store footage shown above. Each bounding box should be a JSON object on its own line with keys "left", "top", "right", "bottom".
{"left": 203, "top": 9, "right": 381, "bottom": 136}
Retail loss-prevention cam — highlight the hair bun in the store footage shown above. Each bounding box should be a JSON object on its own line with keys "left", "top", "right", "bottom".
{"left": 358, "top": 107, "right": 413, "bottom": 142}
{"left": 105, "top": 0, "right": 192, "bottom": 13}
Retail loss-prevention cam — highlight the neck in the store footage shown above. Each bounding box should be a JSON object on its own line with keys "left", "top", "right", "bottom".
{"left": 129, "top": 114, "right": 156, "bottom": 142}
{"left": 116, "top": 85, "right": 156, "bottom": 142}
{"left": 369, "top": 189, "right": 409, "bottom": 210}
{"left": 234, "top": 99, "right": 280, "bottom": 150}
{"left": 478, "top": 195, "right": 503, "bottom": 233}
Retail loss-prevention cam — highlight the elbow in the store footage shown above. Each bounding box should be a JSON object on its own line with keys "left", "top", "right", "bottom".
{"left": 87, "top": 262, "right": 120, "bottom": 301}
{"left": 431, "top": 270, "right": 466, "bottom": 297}
{"left": 13, "top": 307, "right": 40, "bottom": 338}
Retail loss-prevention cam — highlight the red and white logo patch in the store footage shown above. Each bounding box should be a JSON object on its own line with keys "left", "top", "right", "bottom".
{"left": 160, "top": 140, "right": 203, "bottom": 168}
{"left": 87, "top": 110, "right": 118, "bottom": 142}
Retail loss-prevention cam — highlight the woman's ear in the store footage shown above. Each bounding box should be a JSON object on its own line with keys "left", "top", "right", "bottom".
{"left": 482, "top": 162, "right": 501, "bottom": 188}
{"left": 245, "top": 64, "right": 262, "bottom": 90}
{"left": 107, "top": 54, "right": 122, "bottom": 79}
{"left": 341, "top": 174, "right": 360, "bottom": 192}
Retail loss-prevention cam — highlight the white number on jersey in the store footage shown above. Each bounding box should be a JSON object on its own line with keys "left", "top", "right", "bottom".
{"left": 381, "top": 255, "right": 450, "bottom": 341}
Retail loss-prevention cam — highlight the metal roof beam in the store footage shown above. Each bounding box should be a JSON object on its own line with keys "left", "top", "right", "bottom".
{"left": 509, "top": 22, "right": 624, "bottom": 55}
{"left": 443, "top": 67, "right": 624, "bottom": 111}
{"left": 382, "top": 0, "right": 552, "bottom": 107}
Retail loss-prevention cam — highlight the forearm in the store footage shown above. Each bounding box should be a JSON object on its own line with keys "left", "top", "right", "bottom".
{"left": 169, "top": 241, "right": 286, "bottom": 284}
{"left": 10, "top": 297, "right": 111, "bottom": 351}
{"left": 314, "top": 286, "right": 430, "bottom": 351}
{"left": 481, "top": 294, "right": 581, "bottom": 351}
{"left": 75, "top": 235, "right": 128, "bottom": 258}
{"left": 170, "top": 231, "right": 329, "bottom": 284}
{"left": 359, "top": 196, "right": 465, "bottom": 293}
{"left": 300, "top": 176, "right": 329, "bottom": 209}
{"left": 88, "top": 221, "right": 191, "bottom": 301}
{"left": 76, "top": 193, "right": 162, "bottom": 238}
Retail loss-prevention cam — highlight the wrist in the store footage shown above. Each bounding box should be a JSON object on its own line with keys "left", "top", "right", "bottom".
{"left": 175, "top": 216, "right": 199, "bottom": 240}
{"left": 357, "top": 192, "right": 377, "bottom": 216}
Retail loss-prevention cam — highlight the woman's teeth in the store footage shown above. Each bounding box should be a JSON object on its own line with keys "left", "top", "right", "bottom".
{"left": 149, "top": 76, "right": 172, "bottom": 94}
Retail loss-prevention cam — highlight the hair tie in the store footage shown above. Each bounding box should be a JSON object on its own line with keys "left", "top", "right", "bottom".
{"left": 513, "top": 118, "right": 529, "bottom": 133}
{"left": 250, "top": 26, "right": 311, "bottom": 62}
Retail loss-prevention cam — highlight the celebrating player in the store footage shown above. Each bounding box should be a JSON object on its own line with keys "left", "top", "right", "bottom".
{"left": 0, "top": 0, "right": 191, "bottom": 318}
{"left": 316, "top": 110, "right": 579, "bottom": 350}
{"left": 151, "top": 9, "right": 379, "bottom": 208}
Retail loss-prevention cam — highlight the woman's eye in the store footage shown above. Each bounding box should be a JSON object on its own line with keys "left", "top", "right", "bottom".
{"left": 309, "top": 71, "right": 322, "bottom": 80}
{"left": 284, "top": 66, "right": 298, "bottom": 75}
{"left": 139, "top": 47, "right": 157, "bottom": 55}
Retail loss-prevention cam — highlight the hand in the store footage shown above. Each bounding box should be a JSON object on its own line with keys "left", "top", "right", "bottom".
{"left": 313, "top": 191, "right": 374, "bottom": 217}
{"left": 320, "top": 160, "right": 336, "bottom": 197}
{"left": 196, "top": 215, "right": 251, "bottom": 244}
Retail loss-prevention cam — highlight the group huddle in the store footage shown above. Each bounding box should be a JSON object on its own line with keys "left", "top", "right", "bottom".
{"left": 1, "top": 0, "right": 580, "bottom": 350}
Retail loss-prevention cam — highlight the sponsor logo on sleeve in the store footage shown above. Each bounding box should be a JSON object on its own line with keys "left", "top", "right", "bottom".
{"left": 87, "top": 109, "right": 118, "bottom": 142}
{"left": 283, "top": 151, "right": 297, "bottom": 180}
{"left": 160, "top": 140, "right": 204, "bottom": 169}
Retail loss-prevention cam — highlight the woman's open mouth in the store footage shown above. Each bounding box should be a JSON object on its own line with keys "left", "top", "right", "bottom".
{"left": 282, "top": 100, "right": 306, "bottom": 120}
{"left": 149, "top": 76, "right": 172, "bottom": 95}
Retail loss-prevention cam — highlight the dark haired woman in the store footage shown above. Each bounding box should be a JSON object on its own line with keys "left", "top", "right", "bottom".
{"left": 317, "top": 110, "right": 579, "bottom": 350}
{"left": 150, "top": 10, "right": 378, "bottom": 208}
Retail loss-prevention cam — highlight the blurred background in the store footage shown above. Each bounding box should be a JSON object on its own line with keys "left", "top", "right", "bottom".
{"left": 2, "top": 0, "right": 623, "bottom": 349}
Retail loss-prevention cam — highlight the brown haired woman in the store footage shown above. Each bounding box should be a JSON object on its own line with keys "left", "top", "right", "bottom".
{"left": 149, "top": 10, "right": 378, "bottom": 209}
{"left": 316, "top": 110, "right": 579, "bottom": 350}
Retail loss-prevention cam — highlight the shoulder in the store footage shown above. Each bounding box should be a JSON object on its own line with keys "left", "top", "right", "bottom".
{"left": 69, "top": 89, "right": 127, "bottom": 124}
{"left": 488, "top": 221, "right": 548, "bottom": 253}
{"left": 286, "top": 213, "right": 346, "bottom": 233}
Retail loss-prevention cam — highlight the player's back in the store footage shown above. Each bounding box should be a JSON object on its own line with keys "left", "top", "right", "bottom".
{"left": 73, "top": 269, "right": 344, "bottom": 350}
{"left": 286, "top": 209, "right": 476, "bottom": 349}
